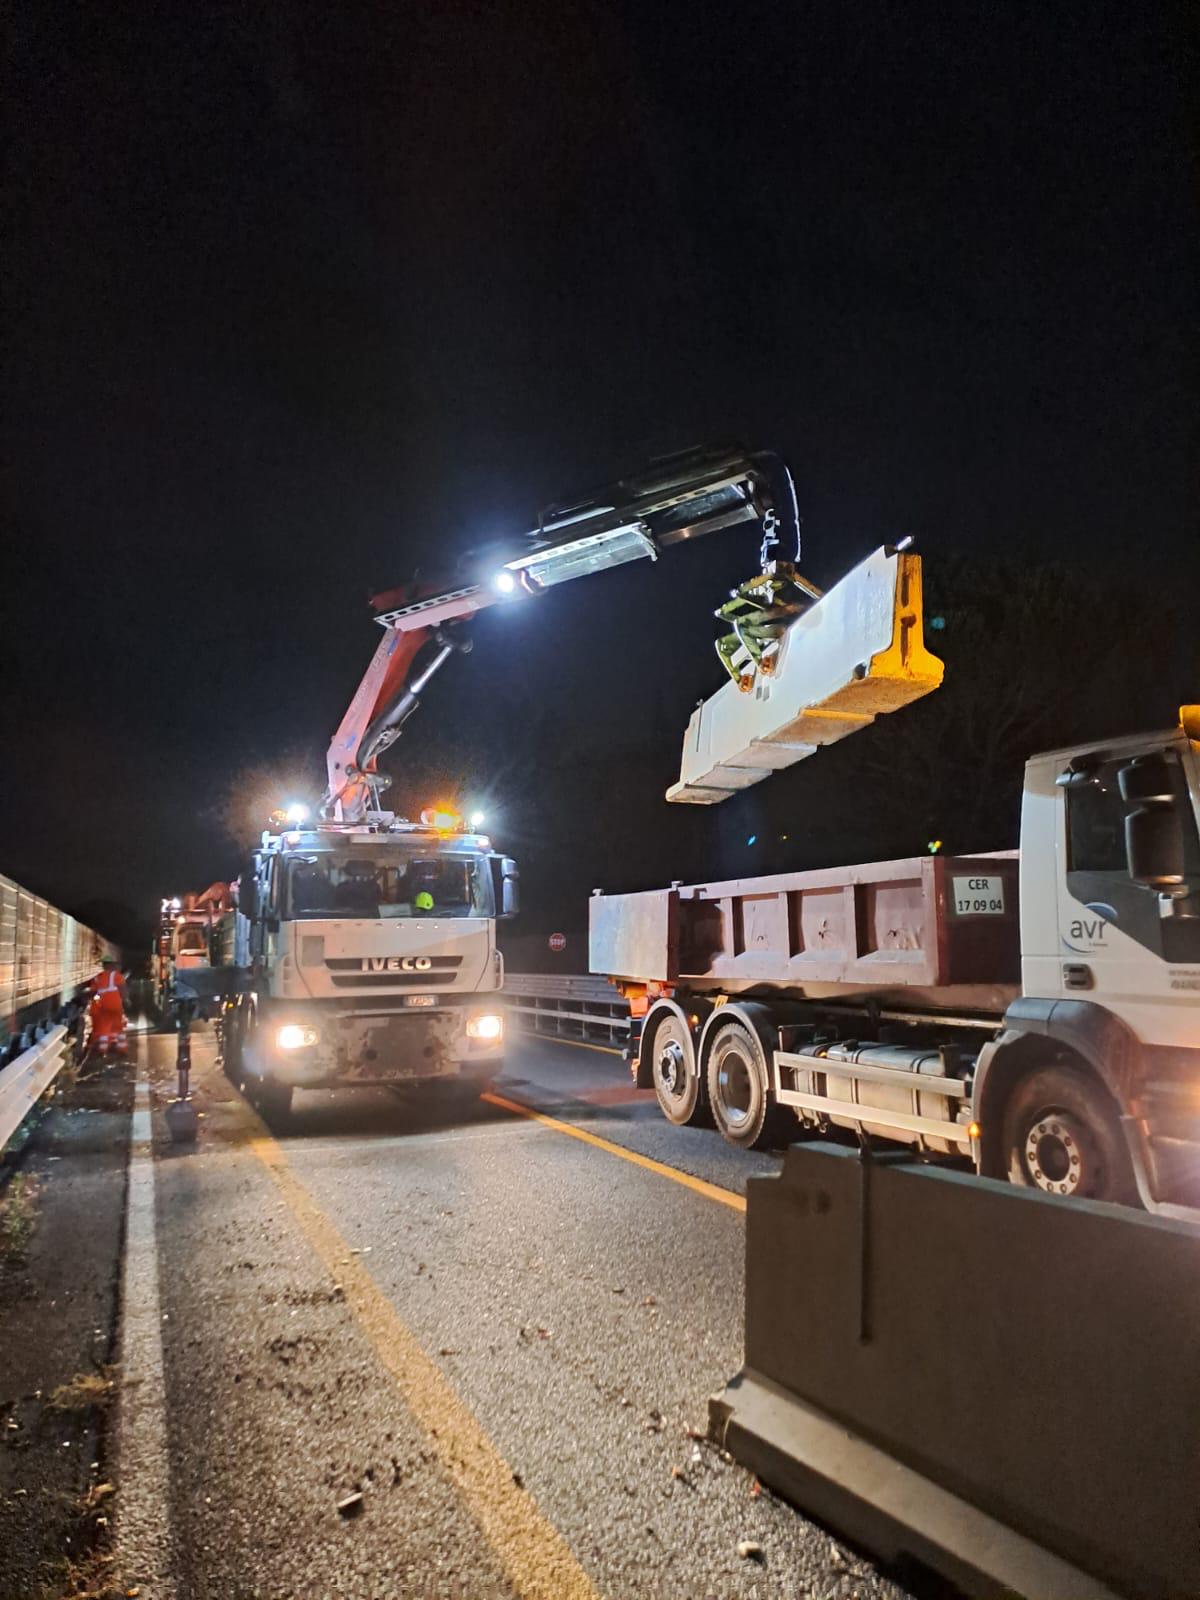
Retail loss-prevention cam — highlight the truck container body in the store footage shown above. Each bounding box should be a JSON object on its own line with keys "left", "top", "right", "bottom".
{"left": 592, "top": 717, "right": 1200, "bottom": 1214}
{"left": 589, "top": 852, "right": 1021, "bottom": 1008}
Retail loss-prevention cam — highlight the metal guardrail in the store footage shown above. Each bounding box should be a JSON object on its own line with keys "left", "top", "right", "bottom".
{"left": 0, "top": 1025, "right": 70, "bottom": 1152}
{"left": 503, "top": 972, "right": 630, "bottom": 1049}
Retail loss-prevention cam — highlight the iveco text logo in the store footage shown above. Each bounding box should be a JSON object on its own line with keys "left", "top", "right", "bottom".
{"left": 360, "top": 956, "right": 433, "bottom": 973}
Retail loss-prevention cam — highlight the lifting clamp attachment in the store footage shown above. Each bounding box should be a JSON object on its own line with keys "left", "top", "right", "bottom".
{"left": 714, "top": 496, "right": 824, "bottom": 691}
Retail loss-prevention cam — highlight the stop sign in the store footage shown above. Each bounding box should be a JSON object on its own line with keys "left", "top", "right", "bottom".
{"left": 548, "top": 932, "right": 566, "bottom": 952}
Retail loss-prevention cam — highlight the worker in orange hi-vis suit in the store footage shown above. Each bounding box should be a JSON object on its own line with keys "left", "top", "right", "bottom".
{"left": 88, "top": 955, "right": 129, "bottom": 1057}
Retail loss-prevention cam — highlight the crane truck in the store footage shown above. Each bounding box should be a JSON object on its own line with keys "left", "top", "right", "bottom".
{"left": 593, "top": 705, "right": 1200, "bottom": 1216}
{"left": 210, "top": 447, "right": 942, "bottom": 1118}
{"left": 217, "top": 810, "right": 516, "bottom": 1118}
{"left": 154, "top": 884, "right": 232, "bottom": 1008}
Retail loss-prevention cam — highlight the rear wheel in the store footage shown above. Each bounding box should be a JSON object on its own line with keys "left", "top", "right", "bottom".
{"left": 649, "top": 1013, "right": 707, "bottom": 1126}
{"left": 1002, "top": 1065, "right": 1137, "bottom": 1205}
{"left": 705, "top": 1019, "right": 780, "bottom": 1151}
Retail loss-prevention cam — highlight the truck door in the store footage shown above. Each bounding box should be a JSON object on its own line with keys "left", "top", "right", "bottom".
{"left": 1054, "top": 742, "right": 1200, "bottom": 1048}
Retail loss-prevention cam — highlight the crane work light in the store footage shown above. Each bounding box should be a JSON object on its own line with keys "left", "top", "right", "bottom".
{"left": 496, "top": 520, "right": 659, "bottom": 591}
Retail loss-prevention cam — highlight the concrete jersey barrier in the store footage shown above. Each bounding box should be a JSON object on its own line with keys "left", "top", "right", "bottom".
{"left": 710, "top": 1143, "right": 1200, "bottom": 1599}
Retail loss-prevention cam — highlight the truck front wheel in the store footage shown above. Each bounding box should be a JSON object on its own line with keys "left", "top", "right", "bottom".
{"left": 426, "top": 1076, "right": 493, "bottom": 1111}
{"left": 1001, "top": 1065, "right": 1136, "bottom": 1205}
{"left": 220, "top": 1009, "right": 243, "bottom": 1081}
{"left": 705, "top": 1020, "right": 779, "bottom": 1151}
{"left": 251, "top": 1077, "right": 293, "bottom": 1122}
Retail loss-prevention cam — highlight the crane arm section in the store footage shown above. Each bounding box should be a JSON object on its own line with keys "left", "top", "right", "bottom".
{"left": 372, "top": 444, "right": 799, "bottom": 629}
{"left": 324, "top": 446, "right": 800, "bottom": 821}
{"left": 325, "top": 613, "right": 486, "bottom": 823}
{"left": 321, "top": 444, "right": 943, "bottom": 823}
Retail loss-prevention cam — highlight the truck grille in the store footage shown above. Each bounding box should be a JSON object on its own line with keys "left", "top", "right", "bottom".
{"left": 324, "top": 955, "right": 464, "bottom": 988}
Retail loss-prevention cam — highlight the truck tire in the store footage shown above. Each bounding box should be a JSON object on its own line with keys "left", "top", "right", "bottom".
{"left": 1001, "top": 1065, "right": 1137, "bottom": 1205}
{"left": 647, "top": 1012, "right": 708, "bottom": 1127}
{"left": 220, "top": 1011, "right": 243, "bottom": 1081}
{"left": 253, "top": 1078, "right": 293, "bottom": 1123}
{"left": 705, "top": 1019, "right": 782, "bottom": 1151}
{"left": 425, "top": 1076, "right": 489, "bottom": 1109}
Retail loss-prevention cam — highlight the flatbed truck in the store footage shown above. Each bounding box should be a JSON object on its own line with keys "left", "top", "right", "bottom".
{"left": 592, "top": 710, "right": 1200, "bottom": 1214}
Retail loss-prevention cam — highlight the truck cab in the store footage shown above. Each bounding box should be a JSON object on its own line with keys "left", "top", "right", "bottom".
{"left": 1019, "top": 724, "right": 1200, "bottom": 1008}
{"left": 222, "top": 816, "right": 519, "bottom": 1117}
{"left": 1000, "top": 717, "right": 1200, "bottom": 1210}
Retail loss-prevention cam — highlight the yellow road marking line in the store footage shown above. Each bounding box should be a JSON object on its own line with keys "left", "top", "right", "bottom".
{"left": 521, "top": 1031, "right": 621, "bottom": 1058}
{"left": 242, "top": 1115, "right": 601, "bottom": 1600}
{"left": 481, "top": 1092, "right": 746, "bottom": 1214}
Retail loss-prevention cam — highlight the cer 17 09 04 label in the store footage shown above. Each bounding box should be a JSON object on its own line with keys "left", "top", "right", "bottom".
{"left": 951, "top": 875, "right": 1005, "bottom": 915}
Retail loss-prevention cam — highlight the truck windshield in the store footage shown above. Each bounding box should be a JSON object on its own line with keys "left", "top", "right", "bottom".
{"left": 284, "top": 850, "right": 492, "bottom": 921}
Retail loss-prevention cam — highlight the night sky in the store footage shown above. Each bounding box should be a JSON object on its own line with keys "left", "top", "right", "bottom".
{"left": 4, "top": 2, "right": 1195, "bottom": 945}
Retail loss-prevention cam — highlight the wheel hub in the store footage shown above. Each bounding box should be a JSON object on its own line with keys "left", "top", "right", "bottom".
{"left": 715, "top": 1044, "right": 753, "bottom": 1126}
{"left": 1025, "top": 1114, "right": 1088, "bottom": 1196}
{"left": 657, "top": 1038, "right": 685, "bottom": 1098}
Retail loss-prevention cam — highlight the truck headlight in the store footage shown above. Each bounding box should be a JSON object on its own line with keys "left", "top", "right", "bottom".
{"left": 277, "top": 1024, "right": 319, "bottom": 1051}
{"left": 466, "top": 1013, "right": 503, "bottom": 1041}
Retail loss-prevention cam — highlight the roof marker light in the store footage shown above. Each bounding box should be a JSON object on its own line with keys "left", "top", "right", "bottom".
{"left": 421, "top": 807, "right": 463, "bottom": 832}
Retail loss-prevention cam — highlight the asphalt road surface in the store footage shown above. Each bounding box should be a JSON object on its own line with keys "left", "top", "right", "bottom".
{"left": 106, "top": 1026, "right": 919, "bottom": 1600}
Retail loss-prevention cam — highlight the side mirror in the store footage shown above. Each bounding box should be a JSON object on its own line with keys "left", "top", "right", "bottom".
{"left": 492, "top": 857, "right": 520, "bottom": 919}
{"left": 1125, "top": 808, "right": 1185, "bottom": 889}
{"left": 238, "top": 873, "right": 260, "bottom": 921}
{"left": 1120, "top": 755, "right": 1186, "bottom": 888}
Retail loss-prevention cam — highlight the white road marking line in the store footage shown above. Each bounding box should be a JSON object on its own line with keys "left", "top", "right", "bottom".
{"left": 114, "top": 1080, "right": 177, "bottom": 1598}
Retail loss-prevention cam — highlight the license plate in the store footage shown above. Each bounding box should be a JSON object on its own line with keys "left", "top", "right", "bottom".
{"left": 952, "top": 875, "right": 1006, "bottom": 915}
{"left": 404, "top": 994, "right": 438, "bottom": 1008}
